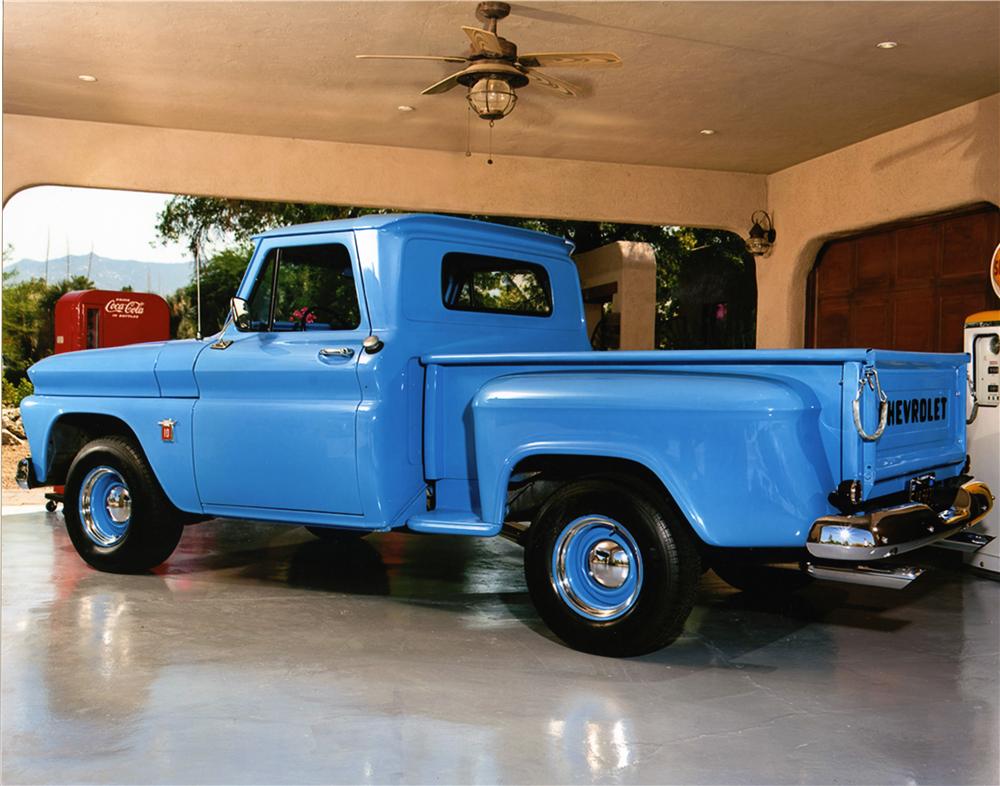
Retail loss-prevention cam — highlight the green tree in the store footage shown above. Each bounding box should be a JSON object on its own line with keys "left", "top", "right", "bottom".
{"left": 155, "top": 197, "right": 381, "bottom": 258}
{"left": 2, "top": 273, "right": 95, "bottom": 386}
{"left": 2, "top": 376, "right": 34, "bottom": 407}
{"left": 166, "top": 247, "right": 254, "bottom": 338}
{"left": 2, "top": 272, "right": 48, "bottom": 381}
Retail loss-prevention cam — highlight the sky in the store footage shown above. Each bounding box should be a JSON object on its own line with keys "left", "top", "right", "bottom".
{"left": 2, "top": 186, "right": 191, "bottom": 264}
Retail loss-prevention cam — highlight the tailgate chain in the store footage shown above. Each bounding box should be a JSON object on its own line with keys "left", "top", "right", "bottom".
{"left": 852, "top": 366, "right": 888, "bottom": 442}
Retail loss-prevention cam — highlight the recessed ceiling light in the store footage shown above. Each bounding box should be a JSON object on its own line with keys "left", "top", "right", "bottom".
{"left": 397, "top": 105, "right": 415, "bottom": 112}
{"left": 875, "top": 41, "right": 898, "bottom": 49}
{"left": 699, "top": 129, "right": 716, "bottom": 135}
{"left": 77, "top": 74, "right": 98, "bottom": 82}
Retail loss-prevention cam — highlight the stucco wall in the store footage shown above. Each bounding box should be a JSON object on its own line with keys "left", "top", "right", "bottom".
{"left": 1, "top": 113, "right": 763, "bottom": 237}
{"left": 759, "top": 93, "right": 1000, "bottom": 348}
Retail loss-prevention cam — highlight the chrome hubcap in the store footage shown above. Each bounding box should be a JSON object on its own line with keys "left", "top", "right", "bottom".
{"left": 588, "top": 539, "right": 630, "bottom": 588}
{"left": 79, "top": 466, "right": 132, "bottom": 547}
{"left": 105, "top": 485, "right": 132, "bottom": 523}
{"left": 551, "top": 515, "right": 643, "bottom": 621}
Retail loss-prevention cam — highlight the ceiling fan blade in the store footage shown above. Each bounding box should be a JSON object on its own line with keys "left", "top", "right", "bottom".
{"left": 523, "top": 68, "right": 580, "bottom": 97}
{"left": 517, "top": 52, "right": 623, "bottom": 69}
{"left": 356, "top": 54, "right": 469, "bottom": 63}
{"left": 421, "top": 70, "right": 467, "bottom": 95}
{"left": 461, "top": 26, "right": 506, "bottom": 56}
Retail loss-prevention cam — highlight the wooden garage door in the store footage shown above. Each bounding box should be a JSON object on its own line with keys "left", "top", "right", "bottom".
{"left": 807, "top": 205, "right": 999, "bottom": 352}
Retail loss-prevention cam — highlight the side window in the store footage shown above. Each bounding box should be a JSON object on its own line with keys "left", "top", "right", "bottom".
{"left": 246, "top": 243, "right": 361, "bottom": 331}
{"left": 248, "top": 252, "right": 275, "bottom": 329}
{"left": 441, "top": 253, "right": 552, "bottom": 317}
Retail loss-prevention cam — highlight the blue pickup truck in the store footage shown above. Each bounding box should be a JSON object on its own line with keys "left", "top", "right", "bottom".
{"left": 18, "top": 214, "right": 993, "bottom": 656}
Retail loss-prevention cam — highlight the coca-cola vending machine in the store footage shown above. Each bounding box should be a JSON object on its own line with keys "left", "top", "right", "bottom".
{"left": 47, "top": 290, "right": 171, "bottom": 510}
{"left": 54, "top": 290, "right": 170, "bottom": 353}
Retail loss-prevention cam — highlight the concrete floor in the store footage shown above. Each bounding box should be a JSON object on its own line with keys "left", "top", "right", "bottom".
{"left": 2, "top": 512, "right": 998, "bottom": 785}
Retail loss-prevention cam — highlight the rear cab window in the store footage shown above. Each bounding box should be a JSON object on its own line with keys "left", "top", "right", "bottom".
{"left": 441, "top": 253, "right": 552, "bottom": 317}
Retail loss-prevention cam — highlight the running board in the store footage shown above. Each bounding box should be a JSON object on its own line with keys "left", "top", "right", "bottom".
{"left": 407, "top": 511, "right": 500, "bottom": 537}
{"left": 806, "top": 563, "right": 925, "bottom": 589}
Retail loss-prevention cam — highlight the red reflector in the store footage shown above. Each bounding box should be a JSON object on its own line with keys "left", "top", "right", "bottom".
{"left": 158, "top": 419, "right": 175, "bottom": 442}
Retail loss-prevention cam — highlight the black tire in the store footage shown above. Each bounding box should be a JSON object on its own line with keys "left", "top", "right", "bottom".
{"left": 305, "top": 526, "right": 369, "bottom": 542}
{"left": 524, "top": 477, "right": 701, "bottom": 657}
{"left": 45, "top": 500, "right": 58, "bottom": 513}
{"left": 712, "top": 561, "right": 812, "bottom": 594}
{"left": 63, "top": 436, "right": 184, "bottom": 573}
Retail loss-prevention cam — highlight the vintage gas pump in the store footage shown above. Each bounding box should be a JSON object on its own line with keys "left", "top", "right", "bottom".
{"left": 963, "top": 310, "right": 1000, "bottom": 575}
{"left": 959, "top": 242, "right": 1000, "bottom": 575}
{"left": 44, "top": 290, "right": 171, "bottom": 511}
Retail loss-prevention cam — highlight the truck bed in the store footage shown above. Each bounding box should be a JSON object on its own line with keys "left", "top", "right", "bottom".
{"left": 420, "top": 348, "right": 967, "bottom": 547}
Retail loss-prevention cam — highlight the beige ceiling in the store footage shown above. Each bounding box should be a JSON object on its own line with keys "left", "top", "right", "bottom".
{"left": 3, "top": 1, "right": 998, "bottom": 174}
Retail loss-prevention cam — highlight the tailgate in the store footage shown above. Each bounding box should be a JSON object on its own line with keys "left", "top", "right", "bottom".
{"left": 848, "top": 350, "right": 966, "bottom": 497}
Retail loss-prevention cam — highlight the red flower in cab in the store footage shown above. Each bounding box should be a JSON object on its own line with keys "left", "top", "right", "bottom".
{"left": 292, "top": 307, "right": 317, "bottom": 325}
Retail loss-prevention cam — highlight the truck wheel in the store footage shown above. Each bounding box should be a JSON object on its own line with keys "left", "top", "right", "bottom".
{"left": 305, "top": 526, "right": 369, "bottom": 542}
{"left": 524, "top": 478, "right": 700, "bottom": 657}
{"left": 63, "top": 436, "right": 184, "bottom": 573}
{"left": 712, "top": 562, "right": 812, "bottom": 594}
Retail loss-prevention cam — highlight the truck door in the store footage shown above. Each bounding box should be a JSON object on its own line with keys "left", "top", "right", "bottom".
{"left": 192, "top": 232, "right": 367, "bottom": 515}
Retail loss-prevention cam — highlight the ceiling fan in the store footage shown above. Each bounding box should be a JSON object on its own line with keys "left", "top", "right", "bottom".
{"left": 356, "top": 1, "right": 623, "bottom": 122}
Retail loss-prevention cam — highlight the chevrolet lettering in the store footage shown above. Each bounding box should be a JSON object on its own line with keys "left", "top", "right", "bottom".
{"left": 16, "top": 214, "right": 993, "bottom": 656}
{"left": 887, "top": 396, "right": 949, "bottom": 426}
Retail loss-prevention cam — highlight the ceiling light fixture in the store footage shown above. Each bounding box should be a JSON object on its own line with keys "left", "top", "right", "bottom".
{"left": 746, "top": 211, "right": 776, "bottom": 256}
{"left": 875, "top": 41, "right": 898, "bottom": 49}
{"left": 77, "top": 74, "right": 98, "bottom": 82}
{"left": 397, "top": 105, "right": 415, "bottom": 112}
{"left": 699, "top": 129, "right": 716, "bottom": 135}
{"left": 466, "top": 76, "right": 518, "bottom": 121}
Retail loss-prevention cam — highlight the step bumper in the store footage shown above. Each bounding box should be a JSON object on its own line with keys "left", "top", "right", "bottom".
{"left": 807, "top": 480, "right": 994, "bottom": 561}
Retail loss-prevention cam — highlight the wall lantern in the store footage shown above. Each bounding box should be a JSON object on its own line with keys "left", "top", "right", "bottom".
{"left": 466, "top": 77, "right": 518, "bottom": 121}
{"left": 746, "top": 211, "right": 776, "bottom": 256}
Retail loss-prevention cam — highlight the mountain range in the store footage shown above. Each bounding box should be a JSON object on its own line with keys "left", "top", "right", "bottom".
{"left": 2, "top": 254, "right": 193, "bottom": 297}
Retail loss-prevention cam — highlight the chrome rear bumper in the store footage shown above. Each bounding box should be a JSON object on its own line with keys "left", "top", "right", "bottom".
{"left": 807, "top": 481, "right": 994, "bottom": 561}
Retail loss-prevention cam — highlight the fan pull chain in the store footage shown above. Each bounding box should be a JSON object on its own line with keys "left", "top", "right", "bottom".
{"left": 465, "top": 105, "right": 472, "bottom": 157}
{"left": 487, "top": 120, "right": 494, "bottom": 165}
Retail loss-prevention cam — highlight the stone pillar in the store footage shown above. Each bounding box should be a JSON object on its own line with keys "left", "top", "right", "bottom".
{"left": 573, "top": 241, "right": 657, "bottom": 350}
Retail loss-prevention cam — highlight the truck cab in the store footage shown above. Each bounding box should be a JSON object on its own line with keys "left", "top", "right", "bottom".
{"left": 193, "top": 214, "right": 588, "bottom": 524}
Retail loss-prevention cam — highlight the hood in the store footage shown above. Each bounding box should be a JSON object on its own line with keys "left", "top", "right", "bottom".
{"left": 28, "top": 340, "right": 208, "bottom": 398}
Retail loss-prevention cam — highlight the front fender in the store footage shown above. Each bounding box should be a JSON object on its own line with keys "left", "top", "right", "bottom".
{"left": 27, "top": 342, "right": 165, "bottom": 397}
{"left": 20, "top": 395, "right": 202, "bottom": 513}
{"left": 471, "top": 370, "right": 841, "bottom": 548}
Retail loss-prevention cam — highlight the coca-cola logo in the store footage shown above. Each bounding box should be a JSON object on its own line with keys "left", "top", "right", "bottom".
{"left": 104, "top": 298, "right": 145, "bottom": 319}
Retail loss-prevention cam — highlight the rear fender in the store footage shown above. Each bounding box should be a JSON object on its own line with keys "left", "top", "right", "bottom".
{"left": 471, "top": 370, "right": 839, "bottom": 548}
{"left": 493, "top": 441, "right": 695, "bottom": 527}
{"left": 19, "top": 396, "right": 202, "bottom": 513}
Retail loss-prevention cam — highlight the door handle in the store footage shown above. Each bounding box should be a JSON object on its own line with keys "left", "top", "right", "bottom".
{"left": 319, "top": 347, "right": 355, "bottom": 359}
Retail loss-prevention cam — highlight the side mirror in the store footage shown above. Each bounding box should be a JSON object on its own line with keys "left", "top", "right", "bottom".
{"left": 231, "top": 297, "right": 251, "bottom": 331}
